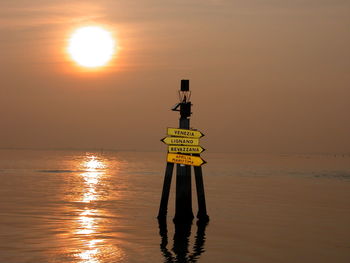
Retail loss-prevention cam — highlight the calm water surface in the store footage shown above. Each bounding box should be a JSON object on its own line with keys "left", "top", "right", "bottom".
{"left": 0, "top": 150, "right": 350, "bottom": 263}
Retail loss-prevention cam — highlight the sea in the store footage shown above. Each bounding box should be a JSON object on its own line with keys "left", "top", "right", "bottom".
{"left": 0, "top": 149, "right": 350, "bottom": 263}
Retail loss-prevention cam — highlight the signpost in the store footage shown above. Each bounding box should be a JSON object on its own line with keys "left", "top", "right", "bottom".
{"left": 158, "top": 79, "right": 209, "bottom": 224}
{"left": 168, "top": 145, "right": 205, "bottom": 154}
{"left": 167, "top": 153, "right": 206, "bottom": 166}
{"left": 161, "top": 137, "right": 200, "bottom": 146}
{"left": 167, "top": 128, "right": 204, "bottom": 138}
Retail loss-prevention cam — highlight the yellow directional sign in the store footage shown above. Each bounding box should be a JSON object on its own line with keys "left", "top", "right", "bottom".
{"left": 161, "top": 137, "right": 199, "bottom": 146}
{"left": 168, "top": 145, "right": 205, "bottom": 154}
{"left": 167, "top": 128, "right": 204, "bottom": 138}
{"left": 167, "top": 153, "right": 206, "bottom": 166}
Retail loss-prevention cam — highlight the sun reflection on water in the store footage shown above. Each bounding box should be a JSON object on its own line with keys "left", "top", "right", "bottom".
{"left": 84, "top": 156, "right": 106, "bottom": 171}
{"left": 77, "top": 239, "right": 103, "bottom": 263}
{"left": 72, "top": 154, "right": 121, "bottom": 263}
{"left": 80, "top": 156, "right": 106, "bottom": 203}
{"left": 76, "top": 209, "right": 97, "bottom": 235}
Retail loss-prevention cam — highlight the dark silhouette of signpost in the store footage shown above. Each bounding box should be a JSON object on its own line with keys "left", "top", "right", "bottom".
{"left": 158, "top": 80, "right": 209, "bottom": 223}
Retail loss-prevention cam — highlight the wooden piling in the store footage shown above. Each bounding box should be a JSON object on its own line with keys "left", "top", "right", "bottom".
{"left": 158, "top": 162, "right": 174, "bottom": 219}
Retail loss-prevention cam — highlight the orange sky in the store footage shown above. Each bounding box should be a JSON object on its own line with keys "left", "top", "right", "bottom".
{"left": 0, "top": 0, "right": 349, "bottom": 153}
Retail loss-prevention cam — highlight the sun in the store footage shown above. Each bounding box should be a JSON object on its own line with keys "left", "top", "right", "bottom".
{"left": 68, "top": 26, "right": 116, "bottom": 68}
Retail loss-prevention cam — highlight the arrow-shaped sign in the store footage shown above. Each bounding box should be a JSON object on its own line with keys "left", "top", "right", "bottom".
{"left": 167, "top": 153, "right": 206, "bottom": 166}
{"left": 168, "top": 145, "right": 205, "bottom": 154}
{"left": 167, "top": 128, "right": 204, "bottom": 138}
{"left": 161, "top": 137, "right": 199, "bottom": 146}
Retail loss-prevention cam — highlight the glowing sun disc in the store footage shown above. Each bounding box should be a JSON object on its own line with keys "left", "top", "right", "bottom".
{"left": 68, "top": 26, "right": 116, "bottom": 68}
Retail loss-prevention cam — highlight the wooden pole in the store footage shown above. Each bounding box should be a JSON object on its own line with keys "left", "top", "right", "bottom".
{"left": 158, "top": 162, "right": 174, "bottom": 219}
{"left": 174, "top": 117, "right": 194, "bottom": 223}
{"left": 193, "top": 161, "right": 209, "bottom": 222}
{"left": 158, "top": 79, "right": 208, "bottom": 223}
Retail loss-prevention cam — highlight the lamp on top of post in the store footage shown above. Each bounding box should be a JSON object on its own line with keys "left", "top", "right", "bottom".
{"left": 172, "top": 79, "right": 192, "bottom": 119}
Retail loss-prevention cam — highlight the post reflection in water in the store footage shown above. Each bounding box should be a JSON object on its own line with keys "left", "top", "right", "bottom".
{"left": 158, "top": 219, "right": 208, "bottom": 263}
